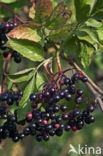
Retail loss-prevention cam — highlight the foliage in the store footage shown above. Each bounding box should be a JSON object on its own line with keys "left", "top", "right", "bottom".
{"left": 0, "top": 0, "right": 103, "bottom": 129}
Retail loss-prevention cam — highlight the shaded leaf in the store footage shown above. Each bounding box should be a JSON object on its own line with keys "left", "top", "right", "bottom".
{"left": 91, "top": 0, "right": 103, "bottom": 14}
{"left": 74, "top": 0, "right": 90, "bottom": 23}
{"left": 46, "top": 2, "right": 72, "bottom": 29}
{"left": 63, "top": 37, "right": 81, "bottom": 62}
{"left": 92, "top": 9, "right": 103, "bottom": 20}
{"left": 35, "top": 0, "right": 53, "bottom": 23}
{"left": 94, "top": 48, "right": 103, "bottom": 69}
{"left": 8, "top": 38, "right": 44, "bottom": 62}
{"left": 79, "top": 42, "right": 94, "bottom": 68}
{"left": 0, "top": 0, "right": 27, "bottom": 18}
{"left": 47, "top": 24, "right": 76, "bottom": 41}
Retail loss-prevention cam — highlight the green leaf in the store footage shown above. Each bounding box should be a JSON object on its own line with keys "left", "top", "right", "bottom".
{"left": 19, "top": 76, "right": 35, "bottom": 108}
{"left": 7, "top": 22, "right": 41, "bottom": 42}
{"left": 47, "top": 24, "right": 76, "bottom": 41}
{"left": 76, "top": 30, "right": 95, "bottom": 45}
{"left": 79, "top": 27, "right": 99, "bottom": 43}
{"left": 36, "top": 72, "right": 47, "bottom": 91}
{"left": 94, "top": 48, "right": 103, "bottom": 69}
{"left": 91, "top": 0, "right": 103, "bottom": 14}
{"left": 8, "top": 38, "right": 44, "bottom": 62}
{"left": 62, "top": 36, "right": 95, "bottom": 68}
{"left": 6, "top": 68, "right": 35, "bottom": 83}
{"left": 17, "top": 76, "right": 35, "bottom": 121}
{"left": 92, "top": 9, "right": 103, "bottom": 20}
{"left": 76, "top": 27, "right": 100, "bottom": 47}
{"left": 17, "top": 102, "right": 31, "bottom": 121}
{"left": 84, "top": 0, "right": 97, "bottom": 13}
{"left": 35, "top": 0, "right": 53, "bottom": 23}
{"left": 62, "top": 37, "right": 81, "bottom": 61}
{"left": 0, "top": 0, "right": 17, "bottom": 3}
{"left": 45, "top": 2, "right": 72, "bottom": 29}
{"left": 96, "top": 26, "right": 103, "bottom": 43}
{"left": 85, "top": 18, "right": 102, "bottom": 28}
{"left": 74, "top": 0, "right": 90, "bottom": 23}
{"left": 79, "top": 42, "right": 94, "bottom": 68}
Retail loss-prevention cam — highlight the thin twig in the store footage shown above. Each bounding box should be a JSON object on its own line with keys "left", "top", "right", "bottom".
{"left": 86, "top": 82, "right": 103, "bottom": 111}
{"left": 72, "top": 62, "right": 103, "bottom": 96}
{"left": 0, "top": 2, "right": 25, "bottom": 24}
{"left": 62, "top": 55, "right": 103, "bottom": 111}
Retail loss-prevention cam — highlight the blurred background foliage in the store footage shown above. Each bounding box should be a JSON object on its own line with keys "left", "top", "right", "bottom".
{"left": 0, "top": 0, "right": 103, "bottom": 155}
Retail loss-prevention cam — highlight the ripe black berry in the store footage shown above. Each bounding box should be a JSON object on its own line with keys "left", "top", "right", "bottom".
{"left": 30, "top": 93, "right": 37, "bottom": 101}
{"left": 75, "top": 96, "right": 82, "bottom": 104}
{"left": 64, "top": 78, "right": 71, "bottom": 85}
{"left": 77, "top": 89, "right": 83, "bottom": 96}
{"left": 12, "top": 136, "right": 19, "bottom": 142}
{"left": 55, "top": 129, "right": 63, "bottom": 136}
{"left": 53, "top": 105, "right": 60, "bottom": 113}
{"left": 36, "top": 134, "right": 42, "bottom": 142}
{"left": 65, "top": 94, "right": 72, "bottom": 101}
{"left": 65, "top": 124, "right": 71, "bottom": 131}
{"left": 43, "top": 135, "right": 49, "bottom": 141}
{"left": 60, "top": 105, "right": 67, "bottom": 112}
{"left": 81, "top": 76, "right": 88, "bottom": 82}
{"left": 73, "top": 110, "right": 80, "bottom": 117}
{"left": 88, "top": 105, "right": 95, "bottom": 112}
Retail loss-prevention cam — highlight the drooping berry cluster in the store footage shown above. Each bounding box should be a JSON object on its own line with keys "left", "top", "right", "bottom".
{"left": 0, "top": 90, "right": 23, "bottom": 106}
{"left": 3, "top": 51, "right": 21, "bottom": 63}
{"left": 0, "top": 71, "right": 96, "bottom": 143}
{"left": 0, "top": 22, "right": 21, "bottom": 63}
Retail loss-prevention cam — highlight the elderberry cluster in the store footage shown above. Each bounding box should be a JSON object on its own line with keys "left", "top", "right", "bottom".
{"left": 0, "top": 90, "right": 23, "bottom": 106}
{"left": 0, "top": 73, "right": 96, "bottom": 143}
{"left": 0, "top": 22, "right": 21, "bottom": 63}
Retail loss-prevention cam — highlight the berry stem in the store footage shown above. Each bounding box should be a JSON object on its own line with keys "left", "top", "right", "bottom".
{"left": 12, "top": 83, "right": 20, "bottom": 91}
{"left": 4, "top": 53, "right": 12, "bottom": 74}
{"left": 0, "top": 2, "right": 25, "bottom": 24}
{"left": 44, "top": 61, "right": 53, "bottom": 77}
{"left": 86, "top": 82, "right": 103, "bottom": 111}
{"left": 63, "top": 55, "right": 103, "bottom": 95}
{"left": 56, "top": 52, "right": 62, "bottom": 72}
{"left": 63, "top": 68, "right": 75, "bottom": 74}
{"left": 1, "top": 53, "right": 12, "bottom": 93}
{"left": 1, "top": 76, "right": 5, "bottom": 94}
